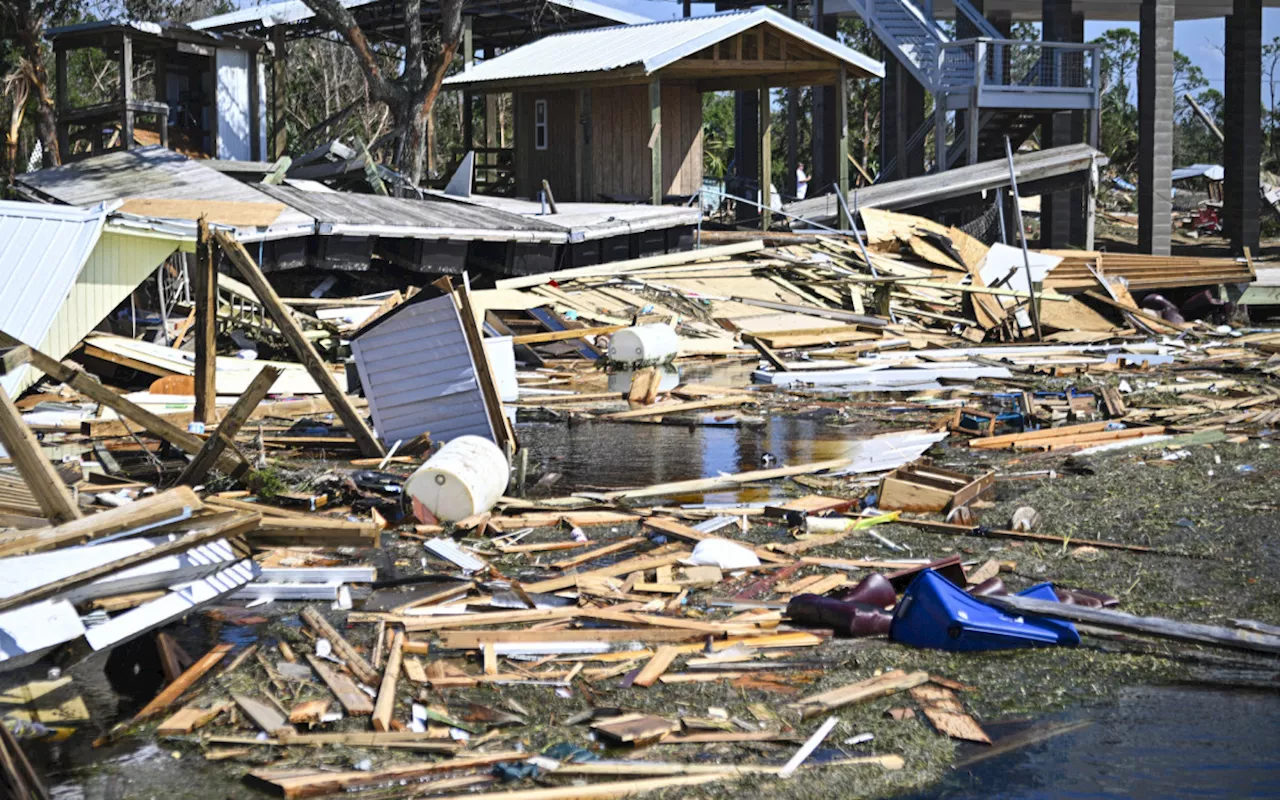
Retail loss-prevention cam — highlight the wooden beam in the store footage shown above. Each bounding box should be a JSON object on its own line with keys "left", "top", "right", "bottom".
{"left": 511, "top": 324, "right": 626, "bottom": 345}
{"left": 178, "top": 366, "right": 280, "bottom": 485}
{"left": 760, "top": 83, "right": 772, "bottom": 231}
{"left": 0, "top": 384, "right": 79, "bottom": 523}
{"left": 632, "top": 645, "right": 679, "bottom": 687}
{"left": 300, "top": 605, "right": 380, "bottom": 685}
{"left": 213, "top": 231, "right": 384, "bottom": 457}
{"left": 131, "top": 642, "right": 234, "bottom": 722}
{"left": 372, "top": 628, "right": 403, "bottom": 731}
{"left": 119, "top": 33, "right": 133, "bottom": 148}
{"left": 0, "top": 332, "right": 242, "bottom": 474}
{"left": 836, "top": 63, "right": 850, "bottom": 229}
{"left": 306, "top": 655, "right": 374, "bottom": 715}
{"left": 0, "top": 487, "right": 203, "bottom": 557}
{"left": 194, "top": 218, "right": 217, "bottom": 424}
{"left": 0, "top": 511, "right": 257, "bottom": 613}
{"left": 649, "top": 79, "right": 662, "bottom": 205}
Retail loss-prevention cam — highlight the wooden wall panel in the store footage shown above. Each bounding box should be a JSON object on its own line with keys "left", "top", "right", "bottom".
{"left": 514, "top": 89, "right": 578, "bottom": 201}
{"left": 591, "top": 83, "right": 703, "bottom": 200}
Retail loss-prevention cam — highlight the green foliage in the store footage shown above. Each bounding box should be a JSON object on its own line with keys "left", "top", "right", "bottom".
{"left": 702, "top": 90, "right": 733, "bottom": 180}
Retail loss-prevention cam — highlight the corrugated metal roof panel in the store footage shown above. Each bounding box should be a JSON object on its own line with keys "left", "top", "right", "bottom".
{"left": 0, "top": 201, "right": 107, "bottom": 397}
{"left": 442, "top": 7, "right": 883, "bottom": 89}
{"left": 351, "top": 294, "right": 498, "bottom": 445}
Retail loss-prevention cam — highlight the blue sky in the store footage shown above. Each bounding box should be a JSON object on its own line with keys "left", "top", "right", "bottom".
{"left": 1086, "top": 11, "right": 1280, "bottom": 95}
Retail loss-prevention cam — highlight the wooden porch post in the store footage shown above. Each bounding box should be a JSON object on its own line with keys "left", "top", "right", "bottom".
{"left": 759, "top": 84, "right": 772, "bottom": 230}
{"left": 55, "top": 45, "right": 69, "bottom": 161}
{"left": 120, "top": 33, "right": 134, "bottom": 150}
{"left": 933, "top": 93, "right": 947, "bottom": 174}
{"left": 193, "top": 217, "right": 217, "bottom": 425}
{"left": 836, "top": 65, "right": 850, "bottom": 229}
{"left": 649, "top": 79, "right": 662, "bottom": 205}
{"left": 248, "top": 50, "right": 262, "bottom": 161}
{"left": 272, "top": 27, "right": 288, "bottom": 159}
{"left": 462, "top": 17, "right": 474, "bottom": 151}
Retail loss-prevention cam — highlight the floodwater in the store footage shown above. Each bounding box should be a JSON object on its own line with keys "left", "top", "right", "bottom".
{"left": 899, "top": 685, "right": 1280, "bottom": 799}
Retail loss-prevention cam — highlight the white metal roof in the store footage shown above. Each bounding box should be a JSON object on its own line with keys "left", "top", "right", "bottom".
{"left": 0, "top": 201, "right": 108, "bottom": 397}
{"left": 442, "top": 7, "right": 884, "bottom": 89}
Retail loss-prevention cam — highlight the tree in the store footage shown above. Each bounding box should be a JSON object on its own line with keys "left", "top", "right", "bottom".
{"left": 301, "top": 0, "right": 464, "bottom": 186}
{"left": 1091, "top": 28, "right": 1140, "bottom": 168}
{"left": 0, "top": 0, "right": 77, "bottom": 167}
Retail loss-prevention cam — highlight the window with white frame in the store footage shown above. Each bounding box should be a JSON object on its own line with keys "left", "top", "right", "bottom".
{"left": 534, "top": 99, "right": 548, "bottom": 150}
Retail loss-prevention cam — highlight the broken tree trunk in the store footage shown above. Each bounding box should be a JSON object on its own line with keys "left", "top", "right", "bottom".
{"left": 213, "top": 231, "right": 384, "bottom": 458}
{"left": 177, "top": 366, "right": 280, "bottom": 485}
{"left": 0, "top": 382, "right": 79, "bottom": 523}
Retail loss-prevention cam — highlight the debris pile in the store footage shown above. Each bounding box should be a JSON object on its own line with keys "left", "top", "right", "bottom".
{"left": 0, "top": 197, "right": 1276, "bottom": 800}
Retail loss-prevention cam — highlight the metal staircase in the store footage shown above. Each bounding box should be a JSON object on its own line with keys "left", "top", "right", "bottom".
{"left": 835, "top": 0, "right": 1101, "bottom": 178}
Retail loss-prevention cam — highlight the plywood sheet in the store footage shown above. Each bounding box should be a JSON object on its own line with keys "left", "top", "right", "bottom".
{"left": 119, "top": 198, "right": 285, "bottom": 227}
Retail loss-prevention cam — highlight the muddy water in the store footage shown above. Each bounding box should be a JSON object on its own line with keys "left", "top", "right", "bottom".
{"left": 900, "top": 685, "right": 1280, "bottom": 799}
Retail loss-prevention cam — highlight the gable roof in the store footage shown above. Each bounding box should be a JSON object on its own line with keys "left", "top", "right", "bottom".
{"left": 442, "top": 7, "right": 883, "bottom": 91}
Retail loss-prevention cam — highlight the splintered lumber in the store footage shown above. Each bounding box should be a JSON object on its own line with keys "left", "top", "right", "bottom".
{"left": 268, "top": 731, "right": 460, "bottom": 752}
{"left": 0, "top": 720, "right": 48, "bottom": 800}
{"left": 247, "top": 751, "right": 527, "bottom": 798}
{"left": 178, "top": 365, "right": 281, "bottom": 485}
{"left": 214, "top": 230, "right": 384, "bottom": 458}
{"left": 0, "top": 332, "right": 241, "bottom": 474}
{"left": 306, "top": 655, "right": 374, "bottom": 715}
{"left": 600, "top": 459, "right": 853, "bottom": 501}
{"left": 156, "top": 702, "right": 232, "bottom": 735}
{"left": 248, "top": 517, "right": 380, "bottom": 548}
{"left": 603, "top": 396, "right": 754, "bottom": 420}
{"left": 910, "top": 685, "right": 990, "bottom": 743}
{"left": 131, "top": 642, "right": 234, "bottom": 724}
{"left": 522, "top": 547, "right": 692, "bottom": 593}
{"left": 632, "top": 646, "right": 680, "bottom": 688}
{"left": 0, "top": 384, "right": 80, "bottom": 523}
{"left": 643, "top": 517, "right": 789, "bottom": 564}
{"left": 494, "top": 240, "right": 764, "bottom": 290}
{"left": 300, "top": 606, "right": 380, "bottom": 685}
{"left": 978, "top": 595, "right": 1280, "bottom": 656}
{"left": 549, "top": 537, "right": 644, "bottom": 570}
{"left": 372, "top": 629, "right": 404, "bottom": 731}
{"left": 786, "top": 669, "right": 930, "bottom": 720}
{"left": 0, "top": 510, "right": 259, "bottom": 613}
{"left": 512, "top": 324, "right": 628, "bottom": 345}
{"left": 233, "top": 693, "right": 295, "bottom": 735}
{"left": 437, "top": 628, "right": 705, "bottom": 649}
{"left": 0, "top": 487, "right": 203, "bottom": 557}
{"left": 591, "top": 713, "right": 680, "bottom": 744}
{"left": 401, "top": 607, "right": 583, "bottom": 632}
{"left": 555, "top": 755, "right": 905, "bottom": 777}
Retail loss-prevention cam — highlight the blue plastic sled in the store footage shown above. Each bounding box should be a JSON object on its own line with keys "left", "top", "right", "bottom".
{"left": 890, "top": 569, "right": 1080, "bottom": 651}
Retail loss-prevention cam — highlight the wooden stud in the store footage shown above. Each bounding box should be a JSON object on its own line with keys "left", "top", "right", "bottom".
{"left": 193, "top": 217, "right": 217, "bottom": 424}
{"left": 213, "top": 231, "right": 384, "bottom": 457}
{"left": 0, "top": 487, "right": 203, "bottom": 557}
{"left": 759, "top": 83, "right": 772, "bottom": 231}
{"left": 649, "top": 79, "right": 662, "bottom": 205}
{"left": 300, "top": 606, "right": 380, "bottom": 685}
{"left": 178, "top": 366, "right": 280, "bottom": 485}
{"left": 632, "top": 645, "right": 679, "bottom": 687}
{"left": 372, "top": 629, "right": 404, "bottom": 732}
{"left": 129, "top": 643, "right": 234, "bottom": 723}
{"left": 0, "top": 384, "right": 80, "bottom": 523}
{"left": 307, "top": 655, "right": 374, "bottom": 716}
{"left": 836, "top": 63, "right": 850, "bottom": 229}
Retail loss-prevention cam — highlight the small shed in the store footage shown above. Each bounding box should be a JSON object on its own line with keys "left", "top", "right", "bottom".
{"left": 48, "top": 20, "right": 268, "bottom": 161}
{"left": 443, "top": 8, "right": 883, "bottom": 213}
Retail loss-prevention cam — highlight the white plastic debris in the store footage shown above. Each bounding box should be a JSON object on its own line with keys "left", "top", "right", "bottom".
{"left": 685, "top": 538, "right": 760, "bottom": 570}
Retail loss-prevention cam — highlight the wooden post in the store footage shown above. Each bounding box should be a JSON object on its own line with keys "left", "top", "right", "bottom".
{"left": 120, "top": 33, "right": 134, "bottom": 150}
{"left": 836, "top": 65, "right": 850, "bottom": 230}
{"left": 248, "top": 50, "right": 262, "bottom": 161}
{"left": 579, "top": 89, "right": 593, "bottom": 202}
{"left": 485, "top": 49, "right": 499, "bottom": 150}
{"left": 759, "top": 84, "right": 772, "bottom": 231}
{"left": 933, "top": 92, "right": 947, "bottom": 175}
{"left": 462, "top": 17, "right": 474, "bottom": 152}
{"left": 272, "top": 27, "right": 288, "bottom": 159}
{"left": 177, "top": 366, "right": 280, "bottom": 486}
{"left": 0, "top": 385, "right": 80, "bottom": 523}
{"left": 372, "top": 628, "right": 403, "bottom": 731}
{"left": 194, "top": 217, "right": 217, "bottom": 425}
{"left": 55, "top": 45, "right": 69, "bottom": 162}
{"left": 649, "top": 79, "right": 662, "bottom": 205}
{"left": 213, "top": 231, "right": 385, "bottom": 458}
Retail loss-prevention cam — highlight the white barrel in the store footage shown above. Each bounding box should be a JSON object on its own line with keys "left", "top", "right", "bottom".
{"left": 406, "top": 436, "right": 509, "bottom": 522}
{"left": 482, "top": 336, "right": 519, "bottom": 402}
{"left": 607, "top": 324, "right": 680, "bottom": 364}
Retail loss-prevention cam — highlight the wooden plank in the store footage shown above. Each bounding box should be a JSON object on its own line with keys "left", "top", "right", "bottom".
{"left": 979, "top": 595, "right": 1280, "bottom": 656}
{"left": 233, "top": 693, "right": 294, "bottom": 735}
{"left": 600, "top": 459, "right": 853, "bottom": 501}
{"left": 592, "top": 713, "right": 679, "bottom": 744}
{"left": 604, "top": 396, "right": 754, "bottom": 420}
{"left": 214, "top": 231, "right": 384, "bottom": 457}
{"left": 130, "top": 643, "right": 234, "bottom": 723}
{"left": 179, "top": 366, "right": 280, "bottom": 485}
{"left": 118, "top": 198, "right": 285, "bottom": 227}
{"left": 0, "top": 333, "right": 242, "bottom": 475}
{"left": 194, "top": 217, "right": 217, "bottom": 423}
{"left": 786, "top": 669, "right": 929, "bottom": 720}
{"left": 494, "top": 241, "right": 764, "bottom": 290}
{"left": 632, "top": 645, "right": 679, "bottom": 687}
{"left": 306, "top": 655, "right": 374, "bottom": 715}
{"left": 549, "top": 537, "right": 644, "bottom": 570}
{"left": 299, "top": 606, "right": 380, "bottom": 685}
{"left": 436, "top": 628, "right": 704, "bottom": 649}
{"left": 643, "top": 516, "right": 790, "bottom": 565}
{"left": 522, "top": 546, "right": 690, "bottom": 594}
{"left": 271, "top": 731, "right": 460, "bottom": 751}
{"left": 247, "top": 517, "right": 380, "bottom": 548}
{"left": 247, "top": 752, "right": 527, "bottom": 798}
{"left": 0, "top": 511, "right": 257, "bottom": 613}
{"left": 372, "top": 629, "right": 403, "bottom": 731}
{"left": 0, "top": 487, "right": 203, "bottom": 557}
{"left": 511, "top": 324, "right": 627, "bottom": 345}
{"left": 0, "top": 384, "right": 79, "bottom": 523}
{"left": 910, "top": 685, "right": 990, "bottom": 743}
{"left": 156, "top": 702, "right": 232, "bottom": 735}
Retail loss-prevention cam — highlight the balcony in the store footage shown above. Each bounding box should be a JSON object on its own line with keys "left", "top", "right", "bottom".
{"left": 937, "top": 38, "right": 1102, "bottom": 112}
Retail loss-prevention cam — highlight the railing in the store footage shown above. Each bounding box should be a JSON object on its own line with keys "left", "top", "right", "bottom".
{"left": 938, "top": 39, "right": 1102, "bottom": 93}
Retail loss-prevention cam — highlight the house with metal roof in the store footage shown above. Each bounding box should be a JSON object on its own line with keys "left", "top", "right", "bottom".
{"left": 442, "top": 7, "right": 883, "bottom": 217}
